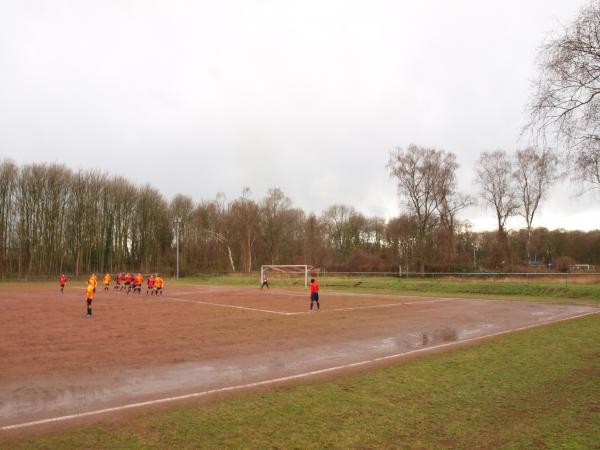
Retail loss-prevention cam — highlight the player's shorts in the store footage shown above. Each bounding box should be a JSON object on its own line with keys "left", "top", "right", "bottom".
{"left": 311, "top": 292, "right": 319, "bottom": 301}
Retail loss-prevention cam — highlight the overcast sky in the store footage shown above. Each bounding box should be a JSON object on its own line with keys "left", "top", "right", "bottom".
{"left": 1, "top": 0, "right": 598, "bottom": 231}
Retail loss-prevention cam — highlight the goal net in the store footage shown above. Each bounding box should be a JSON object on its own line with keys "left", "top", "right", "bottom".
{"left": 260, "top": 265, "right": 320, "bottom": 288}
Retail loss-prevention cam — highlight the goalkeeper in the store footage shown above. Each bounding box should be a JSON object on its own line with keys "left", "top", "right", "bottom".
{"left": 261, "top": 273, "right": 269, "bottom": 289}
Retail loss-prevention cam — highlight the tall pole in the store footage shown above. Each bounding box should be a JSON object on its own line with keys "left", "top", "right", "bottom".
{"left": 174, "top": 217, "right": 181, "bottom": 279}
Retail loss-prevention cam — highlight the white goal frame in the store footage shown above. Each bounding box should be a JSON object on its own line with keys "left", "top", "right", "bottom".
{"left": 260, "top": 265, "right": 311, "bottom": 288}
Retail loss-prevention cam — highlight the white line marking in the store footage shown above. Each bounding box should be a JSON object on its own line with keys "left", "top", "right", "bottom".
{"left": 282, "top": 298, "right": 456, "bottom": 315}
{"left": 166, "top": 296, "right": 454, "bottom": 316}
{"left": 2, "top": 309, "right": 598, "bottom": 431}
{"left": 315, "top": 298, "right": 454, "bottom": 313}
{"left": 167, "top": 297, "right": 294, "bottom": 316}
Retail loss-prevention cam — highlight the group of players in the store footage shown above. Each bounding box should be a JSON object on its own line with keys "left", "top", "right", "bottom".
{"left": 102, "top": 272, "right": 165, "bottom": 295}
{"left": 60, "top": 271, "right": 320, "bottom": 318}
{"left": 59, "top": 272, "right": 165, "bottom": 318}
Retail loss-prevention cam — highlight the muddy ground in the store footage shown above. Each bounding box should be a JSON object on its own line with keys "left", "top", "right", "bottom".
{"left": 0, "top": 283, "right": 597, "bottom": 432}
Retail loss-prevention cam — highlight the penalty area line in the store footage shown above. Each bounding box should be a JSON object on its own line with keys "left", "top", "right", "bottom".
{"left": 286, "top": 297, "right": 455, "bottom": 315}
{"left": 2, "top": 309, "right": 598, "bottom": 432}
{"left": 166, "top": 296, "right": 294, "bottom": 316}
{"left": 167, "top": 295, "right": 455, "bottom": 317}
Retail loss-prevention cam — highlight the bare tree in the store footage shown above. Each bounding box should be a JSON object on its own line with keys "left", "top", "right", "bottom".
{"left": 574, "top": 143, "right": 600, "bottom": 191}
{"left": 387, "top": 144, "right": 458, "bottom": 272}
{"left": 476, "top": 150, "right": 518, "bottom": 266}
{"left": 385, "top": 214, "right": 418, "bottom": 272}
{"left": 528, "top": 0, "right": 600, "bottom": 192}
{"left": 303, "top": 213, "right": 327, "bottom": 267}
{"left": 0, "top": 160, "right": 18, "bottom": 277}
{"left": 259, "top": 188, "right": 292, "bottom": 264}
{"left": 229, "top": 188, "right": 259, "bottom": 272}
{"left": 433, "top": 152, "right": 473, "bottom": 263}
{"left": 322, "top": 204, "right": 363, "bottom": 260}
{"left": 170, "top": 194, "right": 194, "bottom": 273}
{"left": 197, "top": 194, "right": 237, "bottom": 272}
{"left": 513, "top": 147, "right": 559, "bottom": 261}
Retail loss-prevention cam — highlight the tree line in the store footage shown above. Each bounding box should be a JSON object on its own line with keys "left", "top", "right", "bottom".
{"left": 0, "top": 155, "right": 598, "bottom": 279}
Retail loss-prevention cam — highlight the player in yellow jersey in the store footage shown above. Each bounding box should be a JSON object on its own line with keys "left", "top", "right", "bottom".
{"left": 103, "top": 273, "right": 111, "bottom": 292}
{"left": 154, "top": 275, "right": 164, "bottom": 295}
{"left": 85, "top": 282, "right": 94, "bottom": 317}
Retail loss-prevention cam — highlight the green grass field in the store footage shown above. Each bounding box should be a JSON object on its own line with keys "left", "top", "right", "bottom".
{"left": 4, "top": 311, "right": 599, "bottom": 449}
{"left": 173, "top": 274, "right": 600, "bottom": 305}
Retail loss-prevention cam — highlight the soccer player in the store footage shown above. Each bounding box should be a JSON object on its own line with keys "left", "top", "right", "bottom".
{"left": 103, "top": 273, "right": 111, "bottom": 291}
{"left": 125, "top": 273, "right": 132, "bottom": 294}
{"left": 154, "top": 275, "right": 164, "bottom": 295}
{"left": 85, "top": 281, "right": 94, "bottom": 317}
{"left": 89, "top": 273, "right": 97, "bottom": 293}
{"left": 114, "top": 272, "right": 122, "bottom": 290}
{"left": 261, "top": 273, "right": 269, "bottom": 289}
{"left": 133, "top": 273, "right": 142, "bottom": 294}
{"left": 309, "top": 278, "right": 320, "bottom": 312}
{"left": 59, "top": 274, "right": 67, "bottom": 293}
{"left": 147, "top": 274, "right": 154, "bottom": 295}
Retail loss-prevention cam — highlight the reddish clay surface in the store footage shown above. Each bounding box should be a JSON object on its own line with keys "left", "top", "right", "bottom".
{"left": 0, "top": 282, "right": 597, "bottom": 431}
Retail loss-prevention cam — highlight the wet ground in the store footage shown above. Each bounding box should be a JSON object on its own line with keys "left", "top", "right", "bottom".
{"left": 0, "top": 283, "right": 597, "bottom": 431}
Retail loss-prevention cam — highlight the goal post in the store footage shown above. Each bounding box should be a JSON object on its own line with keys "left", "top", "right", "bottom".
{"left": 260, "top": 265, "right": 319, "bottom": 289}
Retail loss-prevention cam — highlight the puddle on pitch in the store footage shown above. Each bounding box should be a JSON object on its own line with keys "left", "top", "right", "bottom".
{"left": 421, "top": 327, "right": 458, "bottom": 346}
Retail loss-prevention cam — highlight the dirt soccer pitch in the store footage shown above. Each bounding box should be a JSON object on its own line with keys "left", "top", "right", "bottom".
{"left": 0, "top": 282, "right": 598, "bottom": 435}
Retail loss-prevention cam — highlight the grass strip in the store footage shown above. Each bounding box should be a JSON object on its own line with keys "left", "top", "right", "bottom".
{"left": 173, "top": 275, "right": 600, "bottom": 305}
{"left": 4, "top": 314, "right": 599, "bottom": 449}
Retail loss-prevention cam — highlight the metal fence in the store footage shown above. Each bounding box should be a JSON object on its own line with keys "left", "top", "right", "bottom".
{"left": 319, "top": 271, "right": 600, "bottom": 286}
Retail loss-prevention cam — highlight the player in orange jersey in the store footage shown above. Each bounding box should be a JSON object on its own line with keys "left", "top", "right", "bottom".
{"left": 103, "top": 273, "right": 111, "bottom": 291}
{"left": 88, "top": 274, "right": 97, "bottom": 293}
{"left": 154, "top": 275, "right": 164, "bottom": 295}
{"left": 133, "top": 273, "right": 142, "bottom": 294}
{"left": 85, "top": 281, "right": 94, "bottom": 317}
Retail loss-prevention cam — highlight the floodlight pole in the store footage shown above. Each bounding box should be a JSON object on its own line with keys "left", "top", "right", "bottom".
{"left": 174, "top": 217, "right": 181, "bottom": 279}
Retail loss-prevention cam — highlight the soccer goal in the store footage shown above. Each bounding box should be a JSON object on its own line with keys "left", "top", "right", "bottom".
{"left": 260, "top": 265, "right": 320, "bottom": 288}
